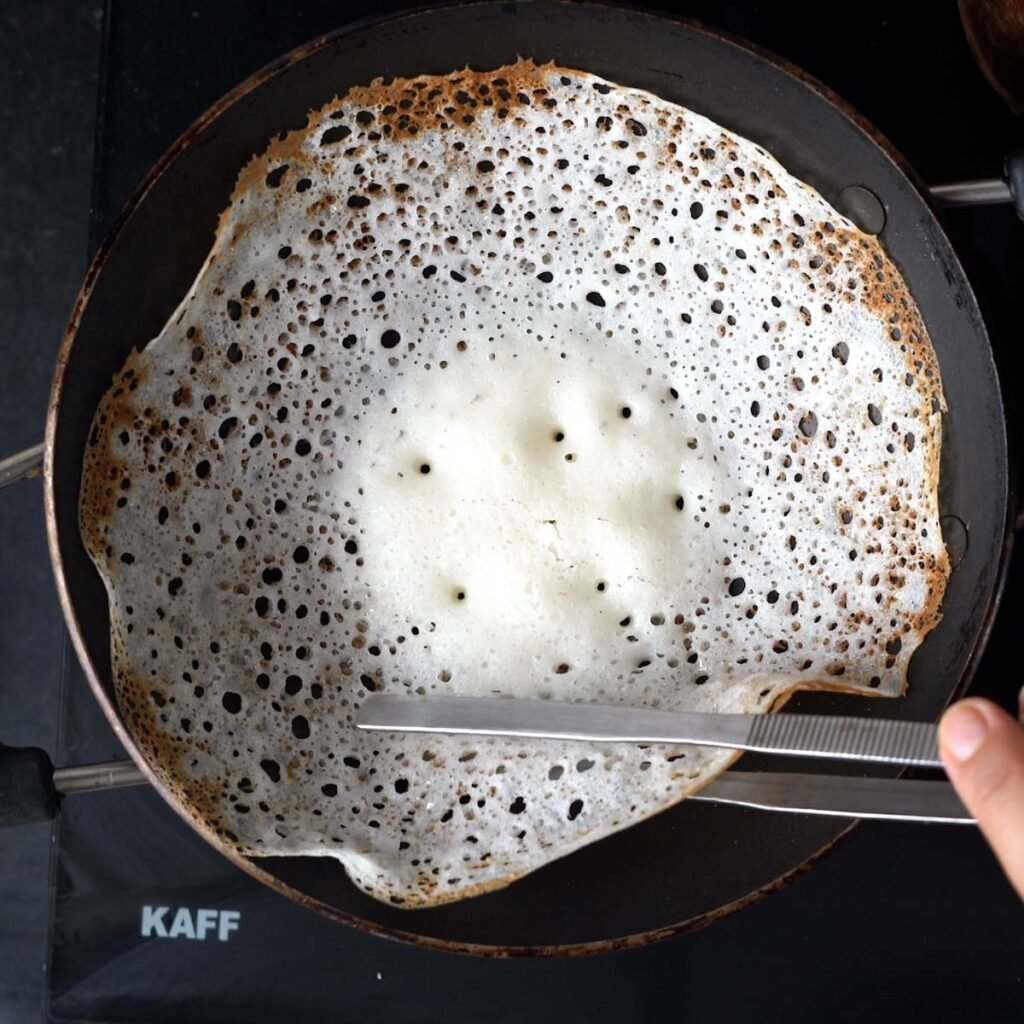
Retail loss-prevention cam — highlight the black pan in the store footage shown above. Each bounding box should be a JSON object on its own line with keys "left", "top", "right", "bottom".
{"left": 30, "top": 1, "right": 1012, "bottom": 953}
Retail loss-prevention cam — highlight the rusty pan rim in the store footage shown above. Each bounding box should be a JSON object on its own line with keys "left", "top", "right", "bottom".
{"left": 42, "top": 0, "right": 1011, "bottom": 957}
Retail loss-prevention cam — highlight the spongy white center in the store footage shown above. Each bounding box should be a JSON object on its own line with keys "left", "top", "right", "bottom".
{"left": 354, "top": 341, "right": 720, "bottom": 697}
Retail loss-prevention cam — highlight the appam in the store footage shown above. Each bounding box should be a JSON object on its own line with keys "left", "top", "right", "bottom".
{"left": 80, "top": 60, "right": 948, "bottom": 907}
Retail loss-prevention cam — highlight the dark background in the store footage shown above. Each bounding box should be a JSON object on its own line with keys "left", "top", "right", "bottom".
{"left": 1, "top": 1, "right": 1022, "bottom": 1021}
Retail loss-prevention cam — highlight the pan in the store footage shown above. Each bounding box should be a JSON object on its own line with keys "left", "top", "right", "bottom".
{"left": 0, "top": 1, "right": 1011, "bottom": 954}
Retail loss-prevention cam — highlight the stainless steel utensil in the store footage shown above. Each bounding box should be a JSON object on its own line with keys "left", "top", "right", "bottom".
{"left": 354, "top": 695, "right": 969, "bottom": 824}
{"left": 356, "top": 694, "right": 942, "bottom": 767}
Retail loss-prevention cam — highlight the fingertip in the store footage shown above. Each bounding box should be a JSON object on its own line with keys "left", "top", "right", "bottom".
{"left": 939, "top": 698, "right": 1022, "bottom": 772}
{"left": 940, "top": 701, "right": 989, "bottom": 763}
{"left": 940, "top": 697, "right": 1024, "bottom": 900}
{"left": 941, "top": 698, "right": 1016, "bottom": 743}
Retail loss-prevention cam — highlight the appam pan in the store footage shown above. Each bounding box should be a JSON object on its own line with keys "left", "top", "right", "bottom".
{"left": 4, "top": 1, "right": 1011, "bottom": 953}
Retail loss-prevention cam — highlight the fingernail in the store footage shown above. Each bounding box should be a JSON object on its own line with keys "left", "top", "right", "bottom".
{"left": 941, "top": 704, "right": 989, "bottom": 762}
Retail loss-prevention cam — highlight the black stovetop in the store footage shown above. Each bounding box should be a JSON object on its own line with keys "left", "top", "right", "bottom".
{"left": 44, "top": 2, "right": 1024, "bottom": 1021}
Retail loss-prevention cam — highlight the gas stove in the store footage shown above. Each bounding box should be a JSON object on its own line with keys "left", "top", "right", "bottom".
{"left": 21, "top": 2, "right": 1024, "bottom": 1021}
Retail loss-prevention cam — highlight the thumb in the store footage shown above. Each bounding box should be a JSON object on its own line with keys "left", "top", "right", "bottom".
{"left": 939, "top": 697, "right": 1024, "bottom": 900}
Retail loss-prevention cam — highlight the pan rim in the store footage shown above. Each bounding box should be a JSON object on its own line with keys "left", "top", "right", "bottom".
{"left": 43, "top": 0, "right": 1013, "bottom": 957}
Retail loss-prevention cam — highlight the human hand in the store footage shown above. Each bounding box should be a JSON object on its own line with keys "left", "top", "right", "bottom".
{"left": 939, "top": 697, "right": 1024, "bottom": 899}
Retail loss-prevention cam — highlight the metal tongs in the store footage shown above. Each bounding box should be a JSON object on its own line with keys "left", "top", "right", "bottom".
{"left": 2, "top": 698, "right": 971, "bottom": 828}
{"left": 356, "top": 695, "right": 971, "bottom": 824}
